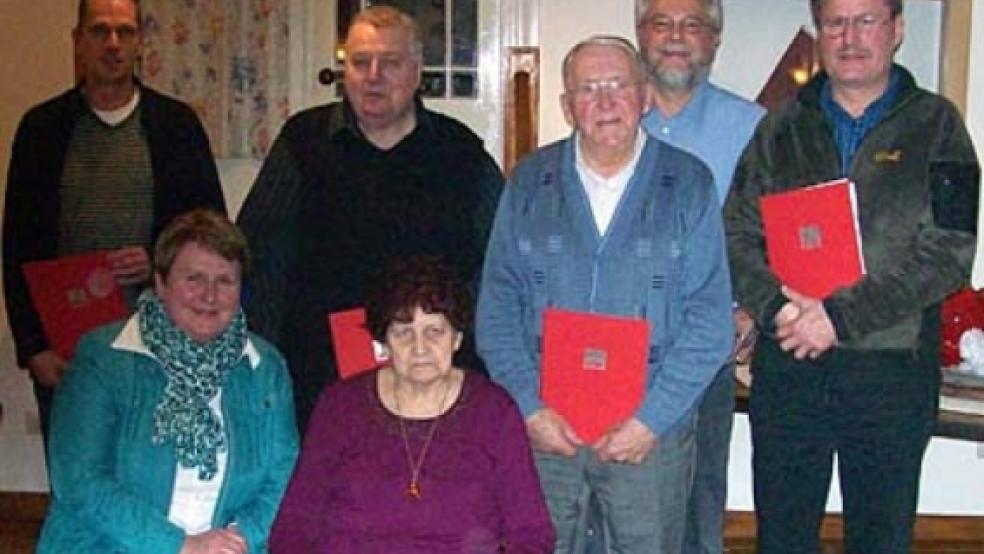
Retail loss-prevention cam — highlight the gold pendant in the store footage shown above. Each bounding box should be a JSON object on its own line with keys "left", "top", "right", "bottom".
{"left": 407, "top": 482, "right": 421, "bottom": 499}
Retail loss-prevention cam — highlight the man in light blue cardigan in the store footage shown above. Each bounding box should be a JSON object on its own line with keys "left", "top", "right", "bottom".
{"left": 477, "top": 35, "right": 733, "bottom": 554}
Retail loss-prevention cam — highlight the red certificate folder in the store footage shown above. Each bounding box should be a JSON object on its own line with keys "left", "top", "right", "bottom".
{"left": 22, "top": 252, "right": 127, "bottom": 360}
{"left": 540, "top": 308, "right": 649, "bottom": 444}
{"left": 759, "top": 178, "right": 866, "bottom": 299}
{"left": 327, "top": 307, "right": 388, "bottom": 380}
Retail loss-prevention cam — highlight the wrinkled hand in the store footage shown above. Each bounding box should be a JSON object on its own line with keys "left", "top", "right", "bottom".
{"left": 592, "top": 418, "right": 657, "bottom": 464}
{"left": 775, "top": 286, "right": 837, "bottom": 360}
{"left": 733, "top": 308, "right": 757, "bottom": 364}
{"left": 526, "top": 408, "right": 582, "bottom": 457}
{"left": 107, "top": 246, "right": 151, "bottom": 286}
{"left": 27, "top": 350, "right": 68, "bottom": 387}
{"left": 179, "top": 528, "right": 247, "bottom": 554}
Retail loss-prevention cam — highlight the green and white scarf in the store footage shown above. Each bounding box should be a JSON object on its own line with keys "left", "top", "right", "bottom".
{"left": 137, "top": 291, "right": 247, "bottom": 480}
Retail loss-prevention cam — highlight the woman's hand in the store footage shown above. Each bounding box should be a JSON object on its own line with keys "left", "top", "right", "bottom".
{"left": 179, "top": 528, "right": 247, "bottom": 554}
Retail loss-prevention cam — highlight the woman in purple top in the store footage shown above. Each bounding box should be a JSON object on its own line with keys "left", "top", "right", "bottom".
{"left": 269, "top": 256, "right": 555, "bottom": 553}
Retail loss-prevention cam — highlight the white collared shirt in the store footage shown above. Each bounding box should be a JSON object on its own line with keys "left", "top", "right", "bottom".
{"left": 574, "top": 129, "right": 647, "bottom": 235}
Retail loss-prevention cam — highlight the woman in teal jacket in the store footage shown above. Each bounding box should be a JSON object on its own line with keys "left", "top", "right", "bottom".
{"left": 37, "top": 210, "right": 298, "bottom": 553}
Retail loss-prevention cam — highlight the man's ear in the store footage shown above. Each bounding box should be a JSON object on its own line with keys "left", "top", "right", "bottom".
{"left": 561, "top": 93, "right": 575, "bottom": 128}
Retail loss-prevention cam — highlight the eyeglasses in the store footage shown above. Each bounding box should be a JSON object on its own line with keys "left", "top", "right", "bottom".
{"left": 818, "top": 13, "right": 893, "bottom": 38}
{"left": 639, "top": 15, "right": 711, "bottom": 36}
{"left": 85, "top": 23, "right": 139, "bottom": 45}
{"left": 569, "top": 78, "right": 639, "bottom": 102}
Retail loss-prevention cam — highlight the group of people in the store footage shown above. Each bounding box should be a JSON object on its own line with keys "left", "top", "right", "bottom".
{"left": 3, "top": 0, "right": 978, "bottom": 553}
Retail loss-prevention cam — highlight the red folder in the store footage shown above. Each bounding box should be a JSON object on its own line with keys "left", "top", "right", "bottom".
{"left": 540, "top": 308, "right": 649, "bottom": 444}
{"left": 327, "top": 307, "right": 388, "bottom": 380}
{"left": 759, "top": 178, "right": 865, "bottom": 299}
{"left": 22, "top": 252, "right": 128, "bottom": 360}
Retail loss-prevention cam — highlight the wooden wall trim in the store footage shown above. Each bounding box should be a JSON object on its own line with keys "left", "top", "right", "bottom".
{"left": 725, "top": 510, "right": 984, "bottom": 545}
{"left": 503, "top": 47, "right": 540, "bottom": 176}
{"left": 940, "top": 0, "right": 972, "bottom": 116}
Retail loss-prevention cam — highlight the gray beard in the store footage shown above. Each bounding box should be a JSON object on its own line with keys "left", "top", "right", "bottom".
{"left": 650, "top": 63, "right": 711, "bottom": 93}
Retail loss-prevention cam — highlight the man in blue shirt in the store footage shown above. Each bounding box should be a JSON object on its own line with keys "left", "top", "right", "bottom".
{"left": 637, "top": 1, "right": 764, "bottom": 552}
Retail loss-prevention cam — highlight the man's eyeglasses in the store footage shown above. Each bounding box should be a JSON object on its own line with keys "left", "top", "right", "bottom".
{"left": 639, "top": 16, "right": 711, "bottom": 36}
{"left": 85, "top": 23, "right": 139, "bottom": 45}
{"left": 569, "top": 79, "right": 639, "bottom": 102}
{"left": 818, "top": 13, "right": 893, "bottom": 38}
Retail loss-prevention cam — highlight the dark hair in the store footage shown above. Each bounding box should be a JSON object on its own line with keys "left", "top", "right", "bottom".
{"left": 153, "top": 209, "right": 249, "bottom": 280}
{"left": 365, "top": 256, "right": 473, "bottom": 342}
{"left": 78, "top": 0, "right": 142, "bottom": 29}
{"left": 809, "top": 0, "right": 902, "bottom": 26}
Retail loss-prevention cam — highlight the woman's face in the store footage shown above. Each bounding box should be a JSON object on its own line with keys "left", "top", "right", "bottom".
{"left": 155, "top": 242, "right": 241, "bottom": 343}
{"left": 386, "top": 307, "right": 462, "bottom": 386}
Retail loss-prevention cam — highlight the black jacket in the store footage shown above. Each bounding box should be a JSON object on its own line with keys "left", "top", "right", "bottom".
{"left": 3, "top": 82, "right": 226, "bottom": 366}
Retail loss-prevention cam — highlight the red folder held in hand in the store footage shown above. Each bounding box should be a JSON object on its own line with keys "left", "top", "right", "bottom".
{"left": 540, "top": 308, "right": 649, "bottom": 444}
{"left": 22, "top": 252, "right": 128, "bottom": 360}
{"left": 327, "top": 307, "right": 388, "bottom": 380}
{"left": 759, "top": 178, "right": 865, "bottom": 299}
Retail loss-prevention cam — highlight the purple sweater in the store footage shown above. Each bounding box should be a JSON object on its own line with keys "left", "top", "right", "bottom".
{"left": 269, "top": 370, "right": 555, "bottom": 553}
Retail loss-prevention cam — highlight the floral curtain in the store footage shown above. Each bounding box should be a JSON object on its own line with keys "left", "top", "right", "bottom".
{"left": 140, "top": 0, "right": 290, "bottom": 158}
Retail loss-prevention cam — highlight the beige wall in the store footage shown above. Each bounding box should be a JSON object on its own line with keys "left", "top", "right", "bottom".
{"left": 0, "top": 0, "right": 75, "bottom": 492}
{"left": 0, "top": 2, "right": 75, "bottom": 191}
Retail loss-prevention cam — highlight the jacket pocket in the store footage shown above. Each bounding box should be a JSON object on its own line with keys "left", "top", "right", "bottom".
{"left": 929, "top": 161, "right": 979, "bottom": 233}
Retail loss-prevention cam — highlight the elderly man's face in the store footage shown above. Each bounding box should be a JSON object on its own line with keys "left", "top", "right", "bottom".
{"left": 344, "top": 22, "right": 421, "bottom": 137}
{"left": 637, "top": 0, "right": 719, "bottom": 92}
{"left": 74, "top": 0, "right": 141, "bottom": 87}
{"left": 816, "top": 0, "right": 902, "bottom": 94}
{"left": 562, "top": 44, "right": 645, "bottom": 155}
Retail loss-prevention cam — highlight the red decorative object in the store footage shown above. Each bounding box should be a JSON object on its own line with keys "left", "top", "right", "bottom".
{"left": 940, "top": 287, "right": 984, "bottom": 367}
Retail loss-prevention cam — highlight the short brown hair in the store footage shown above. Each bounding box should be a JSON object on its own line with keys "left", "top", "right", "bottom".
{"left": 809, "top": 0, "right": 902, "bottom": 27}
{"left": 347, "top": 5, "right": 423, "bottom": 62}
{"left": 153, "top": 209, "right": 249, "bottom": 280}
{"left": 78, "top": 0, "right": 142, "bottom": 29}
{"left": 365, "top": 256, "right": 473, "bottom": 342}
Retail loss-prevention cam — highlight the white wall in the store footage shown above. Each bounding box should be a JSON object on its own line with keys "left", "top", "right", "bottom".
{"left": 968, "top": 2, "right": 984, "bottom": 288}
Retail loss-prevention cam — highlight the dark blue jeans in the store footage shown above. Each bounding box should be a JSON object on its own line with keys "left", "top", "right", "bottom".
{"left": 682, "top": 363, "right": 735, "bottom": 554}
{"left": 749, "top": 338, "right": 938, "bottom": 554}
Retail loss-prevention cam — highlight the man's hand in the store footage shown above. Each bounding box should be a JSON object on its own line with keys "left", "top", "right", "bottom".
{"left": 27, "top": 350, "right": 68, "bottom": 387}
{"left": 592, "top": 418, "right": 657, "bottom": 464}
{"left": 179, "top": 528, "right": 247, "bottom": 554}
{"left": 733, "top": 308, "right": 757, "bottom": 364}
{"left": 775, "top": 286, "right": 837, "bottom": 360}
{"left": 107, "top": 246, "right": 151, "bottom": 286}
{"left": 526, "top": 408, "right": 582, "bottom": 457}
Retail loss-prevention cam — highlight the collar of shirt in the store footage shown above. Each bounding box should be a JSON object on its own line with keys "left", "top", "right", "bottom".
{"left": 574, "top": 128, "right": 647, "bottom": 234}
{"left": 820, "top": 67, "right": 901, "bottom": 174}
{"left": 331, "top": 94, "right": 431, "bottom": 145}
{"left": 91, "top": 87, "right": 141, "bottom": 127}
{"left": 644, "top": 79, "right": 711, "bottom": 132}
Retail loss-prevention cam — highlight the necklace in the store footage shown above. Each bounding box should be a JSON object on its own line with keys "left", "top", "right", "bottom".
{"left": 393, "top": 377, "right": 452, "bottom": 500}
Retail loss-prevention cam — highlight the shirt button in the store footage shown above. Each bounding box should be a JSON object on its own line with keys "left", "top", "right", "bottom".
{"left": 661, "top": 127, "right": 670, "bottom": 135}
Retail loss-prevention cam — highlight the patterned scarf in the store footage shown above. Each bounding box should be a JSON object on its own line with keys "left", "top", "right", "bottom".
{"left": 138, "top": 290, "right": 247, "bottom": 480}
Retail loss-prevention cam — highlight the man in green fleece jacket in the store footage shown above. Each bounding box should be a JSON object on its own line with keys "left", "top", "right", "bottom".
{"left": 724, "top": 0, "right": 979, "bottom": 552}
